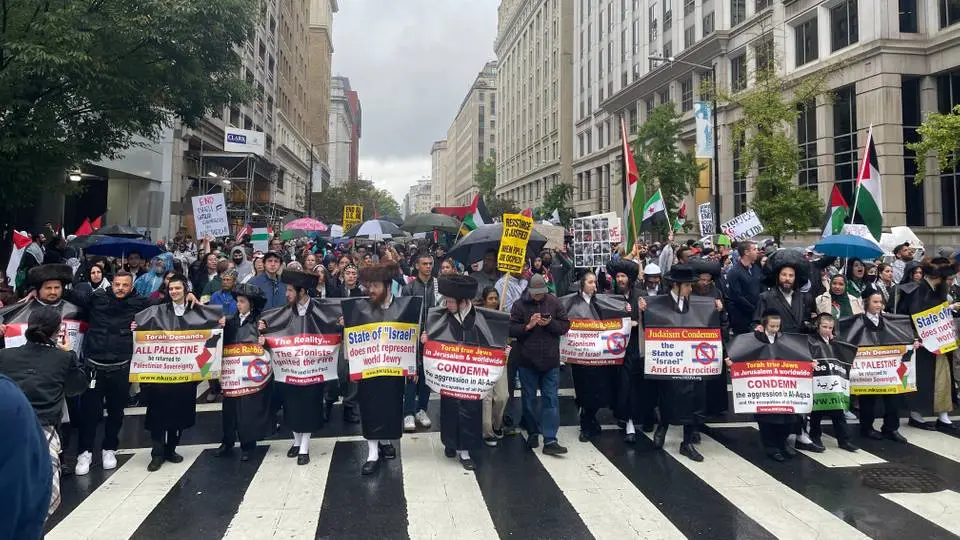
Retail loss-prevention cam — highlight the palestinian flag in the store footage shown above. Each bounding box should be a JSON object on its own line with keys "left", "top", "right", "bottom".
{"left": 5, "top": 230, "right": 30, "bottom": 287}
{"left": 852, "top": 127, "right": 883, "bottom": 240}
{"left": 672, "top": 200, "right": 687, "bottom": 232}
{"left": 621, "top": 117, "right": 645, "bottom": 249}
{"left": 641, "top": 189, "right": 668, "bottom": 229}
{"left": 90, "top": 215, "right": 103, "bottom": 230}
{"left": 433, "top": 193, "right": 491, "bottom": 236}
{"left": 821, "top": 184, "right": 849, "bottom": 238}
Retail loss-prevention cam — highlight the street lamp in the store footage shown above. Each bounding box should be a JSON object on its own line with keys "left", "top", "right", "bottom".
{"left": 68, "top": 168, "right": 83, "bottom": 182}
{"left": 649, "top": 55, "right": 722, "bottom": 234}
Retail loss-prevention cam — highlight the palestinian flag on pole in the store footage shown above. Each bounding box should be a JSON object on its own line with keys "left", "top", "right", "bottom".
{"left": 433, "top": 193, "right": 491, "bottom": 237}
{"left": 672, "top": 200, "right": 687, "bottom": 232}
{"left": 641, "top": 189, "right": 668, "bottom": 229}
{"left": 821, "top": 184, "right": 849, "bottom": 238}
{"left": 621, "top": 117, "right": 645, "bottom": 249}
{"left": 852, "top": 127, "right": 883, "bottom": 240}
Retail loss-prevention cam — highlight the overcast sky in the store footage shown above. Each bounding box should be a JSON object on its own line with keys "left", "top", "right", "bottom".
{"left": 332, "top": 0, "right": 499, "bottom": 205}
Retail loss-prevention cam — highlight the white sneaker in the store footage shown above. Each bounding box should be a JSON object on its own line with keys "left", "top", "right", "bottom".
{"left": 844, "top": 411, "right": 857, "bottom": 421}
{"left": 102, "top": 450, "right": 117, "bottom": 470}
{"left": 75, "top": 451, "right": 92, "bottom": 476}
{"left": 404, "top": 415, "right": 416, "bottom": 432}
{"left": 415, "top": 409, "right": 432, "bottom": 428}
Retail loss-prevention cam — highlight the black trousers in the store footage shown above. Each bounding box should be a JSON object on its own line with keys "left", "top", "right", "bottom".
{"left": 809, "top": 410, "right": 849, "bottom": 443}
{"left": 658, "top": 421, "right": 697, "bottom": 444}
{"left": 221, "top": 401, "right": 256, "bottom": 451}
{"left": 579, "top": 407, "right": 601, "bottom": 434}
{"left": 859, "top": 394, "right": 900, "bottom": 434}
{"left": 758, "top": 422, "right": 792, "bottom": 451}
{"left": 150, "top": 429, "right": 182, "bottom": 458}
{"left": 79, "top": 368, "right": 129, "bottom": 453}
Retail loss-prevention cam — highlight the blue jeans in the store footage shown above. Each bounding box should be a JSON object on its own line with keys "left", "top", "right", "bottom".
{"left": 404, "top": 362, "right": 431, "bottom": 416}
{"left": 519, "top": 366, "right": 560, "bottom": 443}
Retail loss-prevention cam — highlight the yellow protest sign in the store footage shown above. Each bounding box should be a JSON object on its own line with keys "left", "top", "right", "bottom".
{"left": 497, "top": 213, "right": 533, "bottom": 273}
{"left": 342, "top": 205, "right": 363, "bottom": 231}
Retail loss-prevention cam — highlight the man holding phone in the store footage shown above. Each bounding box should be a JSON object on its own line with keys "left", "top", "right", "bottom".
{"left": 509, "top": 274, "right": 571, "bottom": 456}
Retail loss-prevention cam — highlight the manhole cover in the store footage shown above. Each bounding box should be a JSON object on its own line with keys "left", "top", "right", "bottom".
{"left": 859, "top": 464, "right": 946, "bottom": 493}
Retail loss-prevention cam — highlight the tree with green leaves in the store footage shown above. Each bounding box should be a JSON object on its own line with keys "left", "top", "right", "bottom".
{"left": 472, "top": 154, "right": 518, "bottom": 219}
{"left": 312, "top": 179, "right": 401, "bottom": 224}
{"left": 632, "top": 103, "right": 704, "bottom": 225}
{"left": 0, "top": 0, "right": 257, "bottom": 216}
{"left": 906, "top": 104, "right": 960, "bottom": 182}
{"left": 536, "top": 183, "right": 576, "bottom": 226}
{"left": 716, "top": 61, "right": 828, "bottom": 243}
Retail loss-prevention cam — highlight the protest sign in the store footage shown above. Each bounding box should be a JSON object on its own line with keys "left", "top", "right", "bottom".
{"left": 721, "top": 210, "right": 764, "bottom": 242}
{"left": 572, "top": 214, "right": 615, "bottom": 268}
{"left": 912, "top": 302, "right": 959, "bottom": 355}
{"left": 0, "top": 301, "right": 86, "bottom": 354}
{"left": 559, "top": 294, "right": 632, "bottom": 366}
{"left": 342, "top": 205, "right": 363, "bottom": 231}
{"left": 221, "top": 343, "right": 272, "bottom": 397}
{"left": 534, "top": 223, "right": 566, "bottom": 250}
{"left": 497, "top": 213, "right": 534, "bottom": 273}
{"left": 129, "top": 304, "right": 224, "bottom": 383}
{"left": 192, "top": 193, "right": 230, "bottom": 238}
{"left": 728, "top": 332, "right": 814, "bottom": 414}
{"left": 251, "top": 227, "right": 269, "bottom": 252}
{"left": 642, "top": 295, "right": 723, "bottom": 380}
{"left": 694, "top": 102, "right": 714, "bottom": 159}
{"left": 849, "top": 345, "right": 916, "bottom": 395}
{"left": 260, "top": 299, "right": 343, "bottom": 385}
{"left": 812, "top": 359, "right": 851, "bottom": 411}
{"left": 343, "top": 296, "right": 422, "bottom": 380}
{"left": 422, "top": 305, "right": 509, "bottom": 399}
{"left": 698, "top": 202, "right": 714, "bottom": 237}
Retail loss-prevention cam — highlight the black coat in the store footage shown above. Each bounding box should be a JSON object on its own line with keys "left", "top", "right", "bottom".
{"left": 652, "top": 296, "right": 706, "bottom": 425}
{"left": 748, "top": 331, "right": 800, "bottom": 425}
{"left": 142, "top": 303, "right": 204, "bottom": 432}
{"left": 694, "top": 286, "right": 730, "bottom": 416}
{"left": 566, "top": 293, "right": 621, "bottom": 411}
{"left": 509, "top": 292, "right": 571, "bottom": 371}
{"left": 895, "top": 280, "right": 954, "bottom": 414}
{"left": 0, "top": 342, "right": 87, "bottom": 426}
{"left": 66, "top": 287, "right": 156, "bottom": 365}
{"left": 353, "top": 297, "right": 412, "bottom": 440}
{"left": 222, "top": 312, "right": 273, "bottom": 443}
{"left": 438, "top": 308, "right": 485, "bottom": 451}
{"left": 752, "top": 289, "right": 816, "bottom": 334}
{"left": 726, "top": 261, "right": 764, "bottom": 334}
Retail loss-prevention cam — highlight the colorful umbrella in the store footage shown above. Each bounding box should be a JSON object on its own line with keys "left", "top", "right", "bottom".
{"left": 285, "top": 218, "right": 328, "bottom": 232}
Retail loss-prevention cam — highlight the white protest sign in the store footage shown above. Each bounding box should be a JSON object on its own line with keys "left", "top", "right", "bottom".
{"left": 721, "top": 209, "right": 764, "bottom": 242}
{"left": 698, "top": 203, "right": 714, "bottom": 237}
{"left": 191, "top": 193, "right": 229, "bottom": 238}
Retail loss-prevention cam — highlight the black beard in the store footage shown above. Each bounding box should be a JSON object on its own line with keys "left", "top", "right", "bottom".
{"left": 779, "top": 284, "right": 794, "bottom": 293}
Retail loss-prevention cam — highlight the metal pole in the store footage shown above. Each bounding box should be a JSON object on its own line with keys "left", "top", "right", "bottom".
{"left": 712, "top": 63, "right": 721, "bottom": 234}
{"left": 307, "top": 144, "right": 314, "bottom": 217}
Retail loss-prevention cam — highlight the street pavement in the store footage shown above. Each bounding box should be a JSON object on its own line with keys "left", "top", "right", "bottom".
{"left": 46, "top": 369, "right": 960, "bottom": 540}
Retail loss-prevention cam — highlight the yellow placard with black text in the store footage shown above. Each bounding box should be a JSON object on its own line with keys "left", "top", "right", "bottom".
{"left": 342, "top": 205, "right": 363, "bottom": 231}
{"left": 497, "top": 213, "right": 533, "bottom": 273}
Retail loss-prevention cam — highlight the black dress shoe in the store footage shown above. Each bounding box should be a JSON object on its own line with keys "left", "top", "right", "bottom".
{"left": 679, "top": 443, "right": 704, "bottom": 462}
{"left": 459, "top": 457, "right": 477, "bottom": 471}
{"left": 379, "top": 443, "right": 397, "bottom": 460}
{"left": 838, "top": 440, "right": 860, "bottom": 452}
{"left": 936, "top": 420, "right": 958, "bottom": 432}
{"left": 444, "top": 447, "right": 456, "bottom": 458}
{"left": 297, "top": 454, "right": 310, "bottom": 466}
{"left": 578, "top": 431, "right": 590, "bottom": 442}
{"left": 344, "top": 409, "right": 361, "bottom": 424}
{"left": 782, "top": 445, "right": 797, "bottom": 458}
{"left": 147, "top": 457, "right": 165, "bottom": 471}
{"left": 795, "top": 441, "right": 825, "bottom": 453}
{"left": 653, "top": 426, "right": 668, "bottom": 449}
{"left": 766, "top": 451, "right": 786, "bottom": 462}
{"left": 542, "top": 442, "right": 568, "bottom": 456}
{"left": 165, "top": 452, "right": 184, "bottom": 463}
{"left": 861, "top": 430, "right": 884, "bottom": 440}
{"left": 908, "top": 418, "right": 936, "bottom": 430}
{"left": 287, "top": 446, "right": 300, "bottom": 458}
{"left": 884, "top": 430, "right": 908, "bottom": 443}
{"left": 361, "top": 459, "right": 380, "bottom": 475}
{"left": 527, "top": 434, "right": 540, "bottom": 449}
{"left": 624, "top": 432, "right": 638, "bottom": 444}
{"left": 642, "top": 423, "right": 656, "bottom": 433}
{"left": 240, "top": 451, "right": 251, "bottom": 462}
{"left": 214, "top": 445, "right": 234, "bottom": 458}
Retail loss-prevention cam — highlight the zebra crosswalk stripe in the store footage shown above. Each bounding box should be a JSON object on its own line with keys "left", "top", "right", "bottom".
{"left": 882, "top": 490, "right": 960, "bottom": 536}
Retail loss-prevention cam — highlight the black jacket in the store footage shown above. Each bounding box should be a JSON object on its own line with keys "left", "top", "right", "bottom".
{"left": 726, "top": 261, "right": 764, "bottom": 334}
{"left": 66, "top": 287, "right": 157, "bottom": 365}
{"left": 752, "top": 288, "right": 816, "bottom": 334}
{"left": 0, "top": 342, "right": 87, "bottom": 425}
{"left": 509, "top": 292, "right": 571, "bottom": 371}
{"left": 328, "top": 282, "right": 363, "bottom": 298}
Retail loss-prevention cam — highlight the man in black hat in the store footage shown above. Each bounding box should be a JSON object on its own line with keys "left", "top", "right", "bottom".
{"left": 249, "top": 251, "right": 287, "bottom": 310}
{"left": 607, "top": 259, "right": 652, "bottom": 438}
{"left": 752, "top": 255, "right": 817, "bottom": 334}
{"left": 431, "top": 274, "right": 490, "bottom": 470}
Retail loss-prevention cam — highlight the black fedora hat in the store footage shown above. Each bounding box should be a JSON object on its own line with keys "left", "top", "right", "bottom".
{"left": 663, "top": 264, "right": 698, "bottom": 284}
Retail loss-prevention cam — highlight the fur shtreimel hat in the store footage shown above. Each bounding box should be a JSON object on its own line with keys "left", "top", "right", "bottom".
{"left": 359, "top": 261, "right": 399, "bottom": 285}
{"left": 922, "top": 257, "right": 957, "bottom": 279}
{"left": 606, "top": 259, "right": 640, "bottom": 283}
{"left": 438, "top": 275, "right": 478, "bottom": 301}
{"left": 27, "top": 264, "right": 74, "bottom": 288}
{"left": 282, "top": 268, "right": 319, "bottom": 291}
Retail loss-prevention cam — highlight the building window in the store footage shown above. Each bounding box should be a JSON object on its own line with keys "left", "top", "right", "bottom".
{"left": 658, "top": 88, "right": 670, "bottom": 104}
{"left": 684, "top": 0, "right": 695, "bottom": 16}
{"left": 902, "top": 76, "right": 925, "bottom": 226}
{"left": 833, "top": 84, "right": 858, "bottom": 205}
{"left": 646, "top": 97, "right": 654, "bottom": 117}
{"left": 755, "top": 0, "right": 771, "bottom": 11}
{"left": 663, "top": 41, "right": 672, "bottom": 59}
{"left": 900, "top": 0, "right": 918, "bottom": 32}
{"left": 684, "top": 25, "right": 696, "bottom": 48}
{"left": 732, "top": 128, "right": 747, "bottom": 215}
{"left": 731, "top": 0, "right": 746, "bottom": 26}
{"left": 831, "top": 0, "right": 859, "bottom": 51}
{"left": 795, "top": 17, "right": 819, "bottom": 67}
{"left": 681, "top": 77, "right": 694, "bottom": 111}
{"left": 731, "top": 54, "right": 747, "bottom": 92}
{"left": 755, "top": 37, "right": 774, "bottom": 72}
{"left": 629, "top": 103, "right": 639, "bottom": 133}
{"left": 942, "top": 0, "right": 960, "bottom": 28}
{"left": 937, "top": 71, "right": 960, "bottom": 225}
{"left": 797, "top": 99, "right": 818, "bottom": 191}
{"left": 664, "top": 2, "right": 673, "bottom": 31}
{"left": 703, "top": 11, "right": 715, "bottom": 35}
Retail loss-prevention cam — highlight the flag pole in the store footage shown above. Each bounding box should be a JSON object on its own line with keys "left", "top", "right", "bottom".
{"left": 849, "top": 125, "right": 873, "bottom": 226}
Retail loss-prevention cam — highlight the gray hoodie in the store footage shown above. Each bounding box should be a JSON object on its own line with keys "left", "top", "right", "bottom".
{"left": 231, "top": 246, "right": 254, "bottom": 282}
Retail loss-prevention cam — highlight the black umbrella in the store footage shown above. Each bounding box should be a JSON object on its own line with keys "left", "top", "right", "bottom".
{"left": 96, "top": 224, "right": 143, "bottom": 238}
{"left": 401, "top": 213, "right": 461, "bottom": 234}
{"left": 448, "top": 223, "right": 548, "bottom": 266}
{"left": 67, "top": 234, "right": 107, "bottom": 250}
